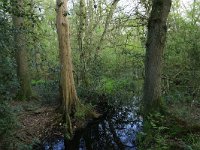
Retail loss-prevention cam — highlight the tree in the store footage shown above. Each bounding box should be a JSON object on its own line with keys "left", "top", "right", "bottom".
{"left": 12, "top": 0, "right": 32, "bottom": 99}
{"left": 56, "top": 0, "right": 80, "bottom": 137}
{"left": 95, "top": 0, "right": 120, "bottom": 57}
{"left": 76, "top": 0, "right": 121, "bottom": 86}
{"left": 78, "top": 0, "right": 88, "bottom": 86}
{"left": 143, "top": 0, "right": 172, "bottom": 114}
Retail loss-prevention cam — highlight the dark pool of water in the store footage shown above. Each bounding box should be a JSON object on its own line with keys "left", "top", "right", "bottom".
{"left": 42, "top": 106, "right": 143, "bottom": 150}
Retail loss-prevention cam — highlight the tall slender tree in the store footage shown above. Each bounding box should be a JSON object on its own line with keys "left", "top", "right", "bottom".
{"left": 78, "top": 0, "right": 88, "bottom": 86}
{"left": 143, "top": 0, "right": 172, "bottom": 114}
{"left": 95, "top": 0, "right": 120, "bottom": 57}
{"left": 12, "top": 0, "right": 32, "bottom": 99}
{"left": 56, "top": 0, "right": 80, "bottom": 137}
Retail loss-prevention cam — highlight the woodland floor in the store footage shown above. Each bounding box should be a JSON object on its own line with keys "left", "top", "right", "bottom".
{"left": 9, "top": 98, "right": 97, "bottom": 147}
{"left": 164, "top": 102, "right": 200, "bottom": 149}
{"left": 168, "top": 102, "right": 200, "bottom": 126}
{"left": 7, "top": 99, "right": 200, "bottom": 149}
{"left": 10, "top": 99, "right": 62, "bottom": 146}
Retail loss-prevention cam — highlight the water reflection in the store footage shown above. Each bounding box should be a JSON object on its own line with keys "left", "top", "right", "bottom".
{"left": 44, "top": 138, "right": 64, "bottom": 150}
{"left": 43, "top": 106, "right": 142, "bottom": 150}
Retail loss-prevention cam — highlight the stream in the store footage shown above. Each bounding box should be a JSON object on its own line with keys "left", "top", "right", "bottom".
{"left": 40, "top": 105, "right": 142, "bottom": 150}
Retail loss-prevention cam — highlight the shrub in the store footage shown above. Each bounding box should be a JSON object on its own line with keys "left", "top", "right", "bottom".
{"left": 0, "top": 101, "right": 18, "bottom": 149}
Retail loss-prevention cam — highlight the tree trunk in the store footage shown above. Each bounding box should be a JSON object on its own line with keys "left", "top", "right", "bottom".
{"left": 143, "top": 0, "right": 172, "bottom": 114}
{"left": 78, "top": 0, "right": 88, "bottom": 86}
{"left": 12, "top": 0, "right": 32, "bottom": 100}
{"left": 95, "top": 0, "right": 120, "bottom": 57}
{"left": 56, "top": 0, "right": 79, "bottom": 137}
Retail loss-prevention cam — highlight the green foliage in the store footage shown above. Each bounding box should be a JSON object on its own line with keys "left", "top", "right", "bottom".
{"left": 0, "top": 102, "right": 16, "bottom": 136}
{"left": 33, "top": 79, "right": 59, "bottom": 104}
{"left": 136, "top": 113, "right": 170, "bottom": 150}
{"left": 164, "top": 2, "right": 200, "bottom": 103}
{"left": 74, "top": 104, "right": 93, "bottom": 120}
{"left": 0, "top": 101, "right": 18, "bottom": 148}
{"left": 183, "top": 134, "right": 200, "bottom": 150}
{"left": 100, "top": 77, "right": 115, "bottom": 94}
{"left": 31, "top": 79, "right": 46, "bottom": 85}
{"left": 0, "top": 0, "right": 200, "bottom": 148}
{"left": 0, "top": 7, "right": 18, "bottom": 100}
{"left": 137, "top": 110, "right": 200, "bottom": 150}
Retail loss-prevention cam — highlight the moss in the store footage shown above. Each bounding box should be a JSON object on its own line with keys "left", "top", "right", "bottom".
{"left": 74, "top": 103, "right": 93, "bottom": 120}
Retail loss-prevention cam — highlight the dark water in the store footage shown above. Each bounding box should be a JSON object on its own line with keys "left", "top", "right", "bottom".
{"left": 42, "top": 106, "right": 143, "bottom": 150}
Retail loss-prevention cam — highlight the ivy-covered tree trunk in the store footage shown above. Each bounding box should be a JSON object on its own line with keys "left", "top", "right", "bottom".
{"left": 12, "top": 0, "right": 32, "bottom": 100}
{"left": 95, "top": 0, "right": 120, "bottom": 56}
{"left": 56, "top": 0, "right": 79, "bottom": 137}
{"left": 78, "top": 0, "right": 88, "bottom": 86}
{"left": 143, "top": 0, "right": 172, "bottom": 115}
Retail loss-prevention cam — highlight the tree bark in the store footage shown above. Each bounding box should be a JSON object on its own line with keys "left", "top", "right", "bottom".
{"left": 78, "top": 0, "right": 88, "bottom": 86}
{"left": 56, "top": 0, "right": 79, "bottom": 137}
{"left": 12, "top": 0, "right": 32, "bottom": 100}
{"left": 95, "top": 0, "right": 120, "bottom": 57}
{"left": 143, "top": 0, "right": 172, "bottom": 114}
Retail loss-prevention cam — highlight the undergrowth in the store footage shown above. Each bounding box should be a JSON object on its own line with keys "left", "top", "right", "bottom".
{"left": 74, "top": 103, "right": 94, "bottom": 120}
{"left": 136, "top": 112, "right": 200, "bottom": 150}
{"left": 0, "top": 101, "right": 17, "bottom": 149}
